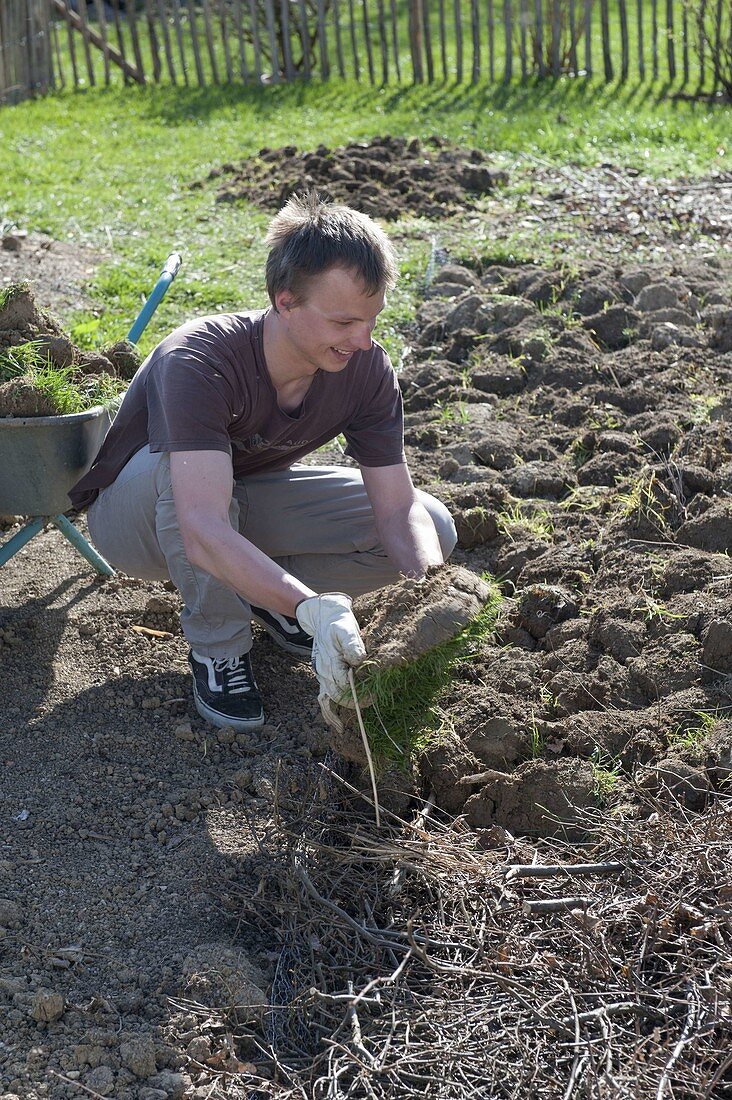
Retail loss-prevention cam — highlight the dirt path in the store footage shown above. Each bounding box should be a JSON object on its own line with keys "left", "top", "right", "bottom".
{"left": 0, "top": 518, "right": 329, "bottom": 1099}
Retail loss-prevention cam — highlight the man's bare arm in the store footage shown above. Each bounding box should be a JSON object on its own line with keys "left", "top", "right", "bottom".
{"left": 170, "top": 450, "right": 315, "bottom": 615}
{"left": 360, "top": 463, "right": 444, "bottom": 578}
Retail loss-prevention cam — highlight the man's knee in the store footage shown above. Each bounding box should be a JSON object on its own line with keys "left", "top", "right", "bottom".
{"left": 417, "top": 491, "right": 457, "bottom": 560}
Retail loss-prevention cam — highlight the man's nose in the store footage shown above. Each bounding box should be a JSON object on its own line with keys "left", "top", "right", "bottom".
{"left": 355, "top": 320, "right": 375, "bottom": 350}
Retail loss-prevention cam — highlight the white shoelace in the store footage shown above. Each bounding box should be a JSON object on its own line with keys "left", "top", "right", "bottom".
{"left": 212, "top": 656, "right": 252, "bottom": 694}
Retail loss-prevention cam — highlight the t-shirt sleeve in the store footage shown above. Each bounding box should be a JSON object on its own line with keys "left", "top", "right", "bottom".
{"left": 343, "top": 351, "right": 405, "bottom": 468}
{"left": 145, "top": 343, "right": 237, "bottom": 455}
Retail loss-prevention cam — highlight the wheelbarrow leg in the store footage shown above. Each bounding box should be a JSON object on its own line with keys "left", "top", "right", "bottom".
{"left": 52, "top": 514, "right": 116, "bottom": 577}
{"left": 0, "top": 517, "right": 47, "bottom": 567}
{"left": 0, "top": 515, "right": 115, "bottom": 576}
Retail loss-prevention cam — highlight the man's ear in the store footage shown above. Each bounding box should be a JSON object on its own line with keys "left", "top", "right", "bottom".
{"left": 275, "top": 289, "right": 297, "bottom": 314}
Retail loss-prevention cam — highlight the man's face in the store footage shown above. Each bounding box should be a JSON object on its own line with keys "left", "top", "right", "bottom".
{"left": 275, "top": 266, "right": 386, "bottom": 375}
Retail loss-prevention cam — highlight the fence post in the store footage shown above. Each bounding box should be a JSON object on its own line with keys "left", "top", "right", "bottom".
{"left": 665, "top": 0, "right": 675, "bottom": 80}
{"left": 296, "top": 0, "right": 311, "bottom": 78}
{"left": 333, "top": 0, "right": 346, "bottom": 78}
{"left": 170, "top": 0, "right": 190, "bottom": 84}
{"left": 502, "top": 0, "right": 512, "bottom": 81}
{"left": 249, "top": 0, "right": 263, "bottom": 81}
{"left": 263, "top": 0, "right": 280, "bottom": 81}
{"left": 711, "top": 0, "right": 723, "bottom": 94}
{"left": 219, "top": 0, "right": 234, "bottom": 82}
{"left": 681, "top": 0, "right": 689, "bottom": 86}
{"left": 599, "top": 0, "right": 613, "bottom": 79}
{"left": 618, "top": 0, "right": 629, "bottom": 81}
{"left": 92, "top": 0, "right": 111, "bottom": 83}
{"left": 158, "top": 0, "right": 179, "bottom": 83}
{"left": 408, "top": 0, "right": 423, "bottom": 82}
{"left": 551, "top": 0, "right": 561, "bottom": 76}
{"left": 470, "top": 0, "right": 480, "bottom": 82}
{"left": 200, "top": 0, "right": 220, "bottom": 82}
{"left": 568, "top": 0, "right": 578, "bottom": 74}
{"left": 376, "top": 0, "right": 388, "bottom": 83}
{"left": 390, "top": 0, "right": 401, "bottom": 80}
{"left": 453, "top": 0, "right": 462, "bottom": 82}
{"left": 347, "top": 0, "right": 360, "bottom": 80}
{"left": 518, "top": 0, "right": 527, "bottom": 79}
{"left": 534, "top": 0, "right": 545, "bottom": 78}
{"left": 361, "top": 0, "right": 375, "bottom": 81}
{"left": 279, "top": 0, "right": 295, "bottom": 80}
{"left": 421, "top": 0, "right": 434, "bottom": 80}
{"left": 316, "top": 0, "right": 329, "bottom": 78}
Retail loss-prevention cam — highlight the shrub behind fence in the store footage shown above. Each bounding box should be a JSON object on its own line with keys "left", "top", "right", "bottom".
{"left": 1, "top": 0, "right": 730, "bottom": 104}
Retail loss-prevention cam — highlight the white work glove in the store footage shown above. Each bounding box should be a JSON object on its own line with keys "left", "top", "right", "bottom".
{"left": 295, "top": 592, "right": 366, "bottom": 731}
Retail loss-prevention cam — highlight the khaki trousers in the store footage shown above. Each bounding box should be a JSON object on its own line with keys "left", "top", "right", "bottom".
{"left": 87, "top": 447, "right": 456, "bottom": 658}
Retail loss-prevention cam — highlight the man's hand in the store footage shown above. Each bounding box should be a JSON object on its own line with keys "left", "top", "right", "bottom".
{"left": 296, "top": 593, "right": 366, "bottom": 723}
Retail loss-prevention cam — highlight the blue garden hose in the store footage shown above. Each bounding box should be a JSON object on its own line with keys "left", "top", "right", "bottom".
{"left": 127, "top": 252, "right": 182, "bottom": 344}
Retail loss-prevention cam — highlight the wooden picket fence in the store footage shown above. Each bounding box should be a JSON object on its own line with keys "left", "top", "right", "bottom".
{"left": 1, "top": 0, "right": 730, "bottom": 104}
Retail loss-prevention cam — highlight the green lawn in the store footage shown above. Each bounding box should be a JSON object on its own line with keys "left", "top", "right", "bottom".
{"left": 0, "top": 76, "right": 729, "bottom": 359}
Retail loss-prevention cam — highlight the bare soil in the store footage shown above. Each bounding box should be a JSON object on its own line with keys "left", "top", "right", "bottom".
{"left": 2, "top": 148, "right": 732, "bottom": 1099}
{"left": 200, "top": 136, "right": 508, "bottom": 220}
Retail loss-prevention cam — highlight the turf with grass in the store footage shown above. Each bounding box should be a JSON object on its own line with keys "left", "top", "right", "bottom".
{"left": 330, "top": 564, "right": 501, "bottom": 769}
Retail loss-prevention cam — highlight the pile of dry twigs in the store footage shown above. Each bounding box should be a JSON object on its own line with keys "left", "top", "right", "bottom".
{"left": 224, "top": 765, "right": 732, "bottom": 1099}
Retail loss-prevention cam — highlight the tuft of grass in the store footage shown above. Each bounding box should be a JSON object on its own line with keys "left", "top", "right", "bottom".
{"left": 529, "top": 712, "right": 546, "bottom": 757}
{"left": 0, "top": 339, "right": 50, "bottom": 382}
{"left": 0, "top": 340, "right": 126, "bottom": 414}
{"left": 616, "top": 469, "right": 671, "bottom": 530}
{"left": 632, "top": 593, "right": 685, "bottom": 624}
{"left": 355, "top": 579, "right": 502, "bottom": 762}
{"left": 688, "top": 392, "right": 722, "bottom": 425}
{"left": 496, "top": 498, "right": 555, "bottom": 541}
{"left": 667, "top": 711, "right": 720, "bottom": 757}
{"left": 590, "top": 749, "right": 623, "bottom": 805}
{"left": 0, "top": 281, "right": 32, "bottom": 311}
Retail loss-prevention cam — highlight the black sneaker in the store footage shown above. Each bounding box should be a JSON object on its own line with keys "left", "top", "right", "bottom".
{"left": 188, "top": 650, "right": 264, "bottom": 732}
{"left": 250, "top": 605, "right": 313, "bottom": 662}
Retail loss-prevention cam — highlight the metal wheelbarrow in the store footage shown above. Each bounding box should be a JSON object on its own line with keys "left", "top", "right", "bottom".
{"left": 0, "top": 252, "right": 182, "bottom": 576}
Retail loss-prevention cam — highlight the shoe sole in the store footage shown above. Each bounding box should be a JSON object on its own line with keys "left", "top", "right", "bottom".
{"left": 251, "top": 613, "right": 313, "bottom": 662}
{"left": 191, "top": 681, "right": 265, "bottom": 732}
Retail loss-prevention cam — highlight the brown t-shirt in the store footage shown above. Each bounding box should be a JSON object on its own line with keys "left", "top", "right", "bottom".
{"left": 69, "top": 309, "right": 405, "bottom": 509}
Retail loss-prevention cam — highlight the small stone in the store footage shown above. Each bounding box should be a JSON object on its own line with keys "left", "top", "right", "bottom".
{"left": 233, "top": 769, "right": 252, "bottom": 790}
{"left": 0, "top": 898, "right": 23, "bottom": 926}
{"left": 216, "top": 726, "right": 235, "bottom": 745}
{"left": 174, "top": 722, "right": 195, "bottom": 741}
{"left": 120, "top": 1035, "right": 158, "bottom": 1078}
{"left": 186, "top": 1036, "right": 211, "bottom": 1063}
{"left": 147, "top": 1070, "right": 190, "bottom": 1098}
{"left": 635, "top": 282, "right": 680, "bottom": 312}
{"left": 31, "top": 989, "right": 64, "bottom": 1023}
{"left": 85, "top": 1065, "right": 115, "bottom": 1096}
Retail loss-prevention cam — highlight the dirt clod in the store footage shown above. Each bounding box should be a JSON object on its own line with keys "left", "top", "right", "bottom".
{"left": 354, "top": 563, "right": 493, "bottom": 668}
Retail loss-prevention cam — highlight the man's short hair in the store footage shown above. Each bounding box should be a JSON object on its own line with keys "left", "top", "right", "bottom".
{"left": 265, "top": 191, "right": 398, "bottom": 308}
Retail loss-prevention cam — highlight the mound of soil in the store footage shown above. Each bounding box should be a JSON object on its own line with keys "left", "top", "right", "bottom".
{"left": 202, "top": 135, "right": 508, "bottom": 220}
{"left": 0, "top": 285, "right": 141, "bottom": 417}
